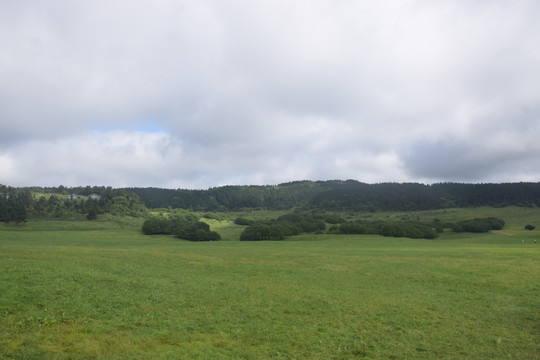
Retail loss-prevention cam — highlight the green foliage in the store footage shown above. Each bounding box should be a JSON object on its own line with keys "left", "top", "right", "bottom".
{"left": 450, "top": 217, "right": 505, "bottom": 233}
{"left": 276, "top": 213, "right": 326, "bottom": 232}
{"left": 86, "top": 209, "right": 98, "bottom": 220}
{"left": 239, "top": 223, "right": 286, "bottom": 241}
{"left": 127, "top": 181, "right": 540, "bottom": 211}
{"left": 5, "top": 182, "right": 540, "bottom": 223}
{"left": 175, "top": 221, "right": 221, "bottom": 242}
{"left": 0, "top": 186, "right": 28, "bottom": 223}
{"left": 319, "top": 213, "right": 345, "bottom": 224}
{"left": 239, "top": 212, "right": 326, "bottom": 241}
{"left": 233, "top": 217, "right": 254, "bottom": 225}
{"left": 339, "top": 220, "right": 439, "bottom": 239}
{"left": 0, "top": 185, "right": 148, "bottom": 221}
{"left": 240, "top": 211, "right": 444, "bottom": 240}
{"left": 141, "top": 216, "right": 171, "bottom": 235}
{"left": 525, "top": 224, "right": 535, "bottom": 231}
{"left": 142, "top": 214, "right": 220, "bottom": 241}
{"left": 433, "top": 218, "right": 444, "bottom": 233}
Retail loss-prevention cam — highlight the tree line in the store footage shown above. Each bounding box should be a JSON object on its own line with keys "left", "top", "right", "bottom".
{"left": 5, "top": 182, "right": 540, "bottom": 221}
{"left": 126, "top": 181, "right": 540, "bottom": 212}
{"left": 0, "top": 185, "right": 147, "bottom": 222}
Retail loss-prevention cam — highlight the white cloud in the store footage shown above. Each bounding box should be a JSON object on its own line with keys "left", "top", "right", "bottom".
{"left": 1, "top": 1, "right": 539, "bottom": 188}
{"left": 0, "top": 131, "right": 182, "bottom": 187}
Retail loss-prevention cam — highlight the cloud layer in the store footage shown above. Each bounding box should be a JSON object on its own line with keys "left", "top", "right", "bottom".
{"left": 1, "top": 1, "right": 539, "bottom": 188}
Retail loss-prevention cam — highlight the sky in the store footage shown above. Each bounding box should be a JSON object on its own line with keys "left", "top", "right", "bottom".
{"left": 1, "top": 0, "right": 539, "bottom": 189}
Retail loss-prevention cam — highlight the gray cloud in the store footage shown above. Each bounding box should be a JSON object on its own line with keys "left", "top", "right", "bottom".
{"left": 1, "top": 1, "right": 539, "bottom": 188}
{"left": 402, "top": 137, "right": 540, "bottom": 183}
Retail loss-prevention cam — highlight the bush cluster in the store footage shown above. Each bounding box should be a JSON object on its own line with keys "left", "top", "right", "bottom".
{"left": 142, "top": 214, "right": 220, "bottom": 241}
{"left": 239, "top": 212, "right": 326, "bottom": 241}
{"left": 233, "top": 217, "right": 254, "bottom": 226}
{"left": 338, "top": 220, "right": 439, "bottom": 239}
{"left": 449, "top": 217, "right": 505, "bottom": 233}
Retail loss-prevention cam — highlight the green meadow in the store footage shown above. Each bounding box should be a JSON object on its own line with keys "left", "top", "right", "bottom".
{"left": 1, "top": 207, "right": 539, "bottom": 359}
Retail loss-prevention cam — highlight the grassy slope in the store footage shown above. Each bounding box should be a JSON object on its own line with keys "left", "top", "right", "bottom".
{"left": 0, "top": 208, "right": 539, "bottom": 359}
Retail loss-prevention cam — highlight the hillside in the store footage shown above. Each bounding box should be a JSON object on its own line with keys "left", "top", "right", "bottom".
{"left": 3, "top": 181, "right": 540, "bottom": 223}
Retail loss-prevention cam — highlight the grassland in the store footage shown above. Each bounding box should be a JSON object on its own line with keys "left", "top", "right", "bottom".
{"left": 0, "top": 207, "right": 539, "bottom": 359}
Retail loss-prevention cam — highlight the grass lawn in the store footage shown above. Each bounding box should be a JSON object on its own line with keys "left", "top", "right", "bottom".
{"left": 0, "top": 211, "right": 539, "bottom": 359}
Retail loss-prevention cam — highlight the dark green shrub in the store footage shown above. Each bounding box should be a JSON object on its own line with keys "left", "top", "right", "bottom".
{"left": 234, "top": 217, "right": 253, "bottom": 226}
{"left": 240, "top": 223, "right": 271, "bottom": 241}
{"left": 142, "top": 216, "right": 170, "bottom": 234}
{"left": 142, "top": 215, "right": 221, "bottom": 241}
{"left": 451, "top": 217, "right": 505, "bottom": 233}
{"left": 339, "top": 220, "right": 438, "bottom": 239}
{"left": 176, "top": 221, "right": 221, "bottom": 241}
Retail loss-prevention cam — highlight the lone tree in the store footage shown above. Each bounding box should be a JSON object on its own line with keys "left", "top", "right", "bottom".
{"left": 525, "top": 224, "right": 535, "bottom": 231}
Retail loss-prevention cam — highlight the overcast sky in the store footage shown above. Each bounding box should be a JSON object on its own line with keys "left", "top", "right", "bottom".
{"left": 1, "top": 0, "right": 539, "bottom": 189}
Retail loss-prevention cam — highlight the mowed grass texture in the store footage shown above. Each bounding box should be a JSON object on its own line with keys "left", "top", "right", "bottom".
{"left": 1, "top": 216, "right": 539, "bottom": 359}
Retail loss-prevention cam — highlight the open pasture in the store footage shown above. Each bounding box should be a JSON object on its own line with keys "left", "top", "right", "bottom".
{"left": 1, "top": 211, "right": 539, "bottom": 359}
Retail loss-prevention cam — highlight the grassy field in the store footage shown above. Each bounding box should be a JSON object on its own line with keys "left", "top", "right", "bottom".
{"left": 0, "top": 208, "right": 539, "bottom": 359}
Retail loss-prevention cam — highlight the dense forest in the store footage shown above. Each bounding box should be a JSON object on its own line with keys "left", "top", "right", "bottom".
{"left": 2, "top": 181, "right": 540, "bottom": 224}
{"left": 125, "top": 181, "right": 540, "bottom": 212}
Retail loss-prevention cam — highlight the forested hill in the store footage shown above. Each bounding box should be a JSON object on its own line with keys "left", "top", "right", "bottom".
{"left": 125, "top": 181, "right": 540, "bottom": 211}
